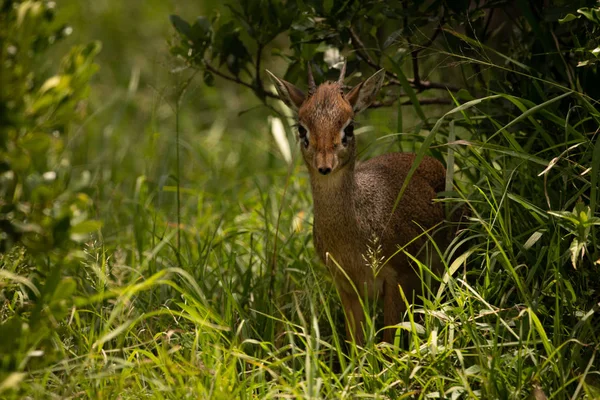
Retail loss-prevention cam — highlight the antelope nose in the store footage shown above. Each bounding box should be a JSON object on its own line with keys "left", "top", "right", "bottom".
{"left": 318, "top": 167, "right": 332, "bottom": 175}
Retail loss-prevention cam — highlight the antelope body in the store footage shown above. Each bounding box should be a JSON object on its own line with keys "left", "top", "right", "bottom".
{"left": 266, "top": 65, "right": 449, "bottom": 344}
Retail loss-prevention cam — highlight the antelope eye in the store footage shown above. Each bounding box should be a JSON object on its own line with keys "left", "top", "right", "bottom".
{"left": 298, "top": 125, "right": 307, "bottom": 138}
{"left": 297, "top": 125, "right": 309, "bottom": 148}
{"left": 344, "top": 123, "right": 354, "bottom": 138}
{"left": 342, "top": 123, "right": 354, "bottom": 146}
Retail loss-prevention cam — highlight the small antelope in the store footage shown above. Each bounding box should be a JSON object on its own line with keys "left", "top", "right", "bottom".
{"left": 266, "top": 64, "right": 450, "bottom": 344}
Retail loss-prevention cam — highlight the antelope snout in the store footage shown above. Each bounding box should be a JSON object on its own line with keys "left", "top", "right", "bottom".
{"left": 315, "top": 152, "right": 335, "bottom": 176}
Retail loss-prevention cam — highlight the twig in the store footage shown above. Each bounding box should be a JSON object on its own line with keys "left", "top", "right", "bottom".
{"left": 203, "top": 61, "right": 279, "bottom": 100}
{"left": 381, "top": 79, "right": 459, "bottom": 92}
{"left": 413, "top": 21, "right": 445, "bottom": 57}
{"left": 255, "top": 42, "right": 265, "bottom": 99}
{"left": 370, "top": 97, "right": 451, "bottom": 108}
{"left": 482, "top": 7, "right": 495, "bottom": 42}
{"left": 348, "top": 27, "right": 460, "bottom": 92}
{"left": 411, "top": 21, "right": 445, "bottom": 86}
{"left": 349, "top": 27, "right": 379, "bottom": 69}
{"left": 411, "top": 79, "right": 458, "bottom": 92}
{"left": 404, "top": 8, "right": 420, "bottom": 87}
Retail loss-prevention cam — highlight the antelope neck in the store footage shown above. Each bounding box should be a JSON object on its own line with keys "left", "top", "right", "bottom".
{"left": 309, "top": 163, "right": 357, "bottom": 228}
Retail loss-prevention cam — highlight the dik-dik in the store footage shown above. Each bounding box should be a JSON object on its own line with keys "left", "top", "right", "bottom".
{"left": 266, "top": 64, "right": 450, "bottom": 344}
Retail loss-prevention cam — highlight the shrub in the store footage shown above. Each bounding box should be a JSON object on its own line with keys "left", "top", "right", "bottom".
{"left": 0, "top": 0, "right": 100, "bottom": 382}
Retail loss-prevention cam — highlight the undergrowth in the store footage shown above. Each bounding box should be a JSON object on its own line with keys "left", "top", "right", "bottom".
{"left": 1, "top": 1, "right": 600, "bottom": 399}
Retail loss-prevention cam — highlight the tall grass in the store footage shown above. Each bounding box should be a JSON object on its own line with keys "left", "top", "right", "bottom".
{"left": 2, "top": 16, "right": 600, "bottom": 400}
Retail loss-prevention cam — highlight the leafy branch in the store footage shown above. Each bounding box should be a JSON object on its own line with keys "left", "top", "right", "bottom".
{"left": 169, "top": 1, "right": 464, "bottom": 112}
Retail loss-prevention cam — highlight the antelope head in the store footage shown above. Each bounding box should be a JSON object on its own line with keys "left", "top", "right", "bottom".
{"left": 266, "top": 64, "right": 385, "bottom": 176}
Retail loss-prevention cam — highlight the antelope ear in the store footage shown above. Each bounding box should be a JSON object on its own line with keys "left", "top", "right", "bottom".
{"left": 345, "top": 69, "right": 385, "bottom": 114}
{"left": 265, "top": 70, "right": 306, "bottom": 112}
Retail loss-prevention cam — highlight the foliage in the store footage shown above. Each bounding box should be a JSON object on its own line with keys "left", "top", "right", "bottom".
{"left": 169, "top": 0, "right": 600, "bottom": 397}
{"left": 1, "top": 0, "right": 600, "bottom": 398}
{"left": 0, "top": 0, "right": 100, "bottom": 388}
{"left": 170, "top": 0, "right": 600, "bottom": 106}
{"left": 560, "top": 5, "right": 600, "bottom": 68}
{"left": 0, "top": 0, "right": 101, "bottom": 253}
{"left": 170, "top": 0, "right": 600, "bottom": 307}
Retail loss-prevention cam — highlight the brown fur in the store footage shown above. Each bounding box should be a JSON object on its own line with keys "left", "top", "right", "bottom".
{"left": 266, "top": 68, "right": 450, "bottom": 344}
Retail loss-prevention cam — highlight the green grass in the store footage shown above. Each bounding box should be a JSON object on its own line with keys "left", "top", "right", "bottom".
{"left": 2, "top": 2, "right": 600, "bottom": 398}
{"left": 2, "top": 81, "right": 599, "bottom": 398}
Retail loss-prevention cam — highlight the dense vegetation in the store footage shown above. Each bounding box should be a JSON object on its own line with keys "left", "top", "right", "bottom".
{"left": 1, "top": 0, "right": 599, "bottom": 398}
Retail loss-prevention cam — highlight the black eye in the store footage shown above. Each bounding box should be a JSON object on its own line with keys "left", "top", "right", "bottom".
{"left": 342, "top": 123, "right": 354, "bottom": 146}
{"left": 344, "top": 123, "right": 354, "bottom": 138}
{"left": 298, "top": 125, "right": 307, "bottom": 138}
{"left": 297, "top": 125, "right": 309, "bottom": 148}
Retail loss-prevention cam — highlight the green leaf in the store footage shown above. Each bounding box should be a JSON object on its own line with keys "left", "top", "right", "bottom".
{"left": 170, "top": 14, "right": 192, "bottom": 39}
{"left": 558, "top": 13, "right": 578, "bottom": 24}
{"left": 524, "top": 231, "right": 544, "bottom": 250}
{"left": 577, "top": 7, "right": 600, "bottom": 24}
{"left": 548, "top": 211, "right": 579, "bottom": 226}
{"left": 577, "top": 60, "right": 592, "bottom": 67}
{"left": 191, "top": 16, "right": 211, "bottom": 41}
{"left": 214, "top": 27, "right": 250, "bottom": 76}
{"left": 570, "top": 237, "right": 585, "bottom": 269}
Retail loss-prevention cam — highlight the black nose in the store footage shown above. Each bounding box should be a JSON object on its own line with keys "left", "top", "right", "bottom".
{"left": 318, "top": 167, "right": 332, "bottom": 175}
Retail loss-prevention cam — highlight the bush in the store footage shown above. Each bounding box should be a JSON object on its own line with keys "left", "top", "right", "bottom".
{"left": 0, "top": 0, "right": 101, "bottom": 254}
{"left": 0, "top": 0, "right": 100, "bottom": 383}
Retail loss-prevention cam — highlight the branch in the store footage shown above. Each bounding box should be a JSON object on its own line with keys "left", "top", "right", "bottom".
{"left": 405, "top": 16, "right": 419, "bottom": 86}
{"left": 382, "top": 79, "right": 460, "bottom": 92}
{"left": 348, "top": 27, "right": 459, "bottom": 92}
{"left": 203, "top": 61, "right": 279, "bottom": 100}
{"left": 411, "top": 79, "right": 459, "bottom": 92}
{"left": 370, "top": 97, "right": 451, "bottom": 108}
{"left": 411, "top": 21, "right": 445, "bottom": 86}
{"left": 348, "top": 27, "right": 380, "bottom": 70}
{"left": 255, "top": 42, "right": 265, "bottom": 99}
